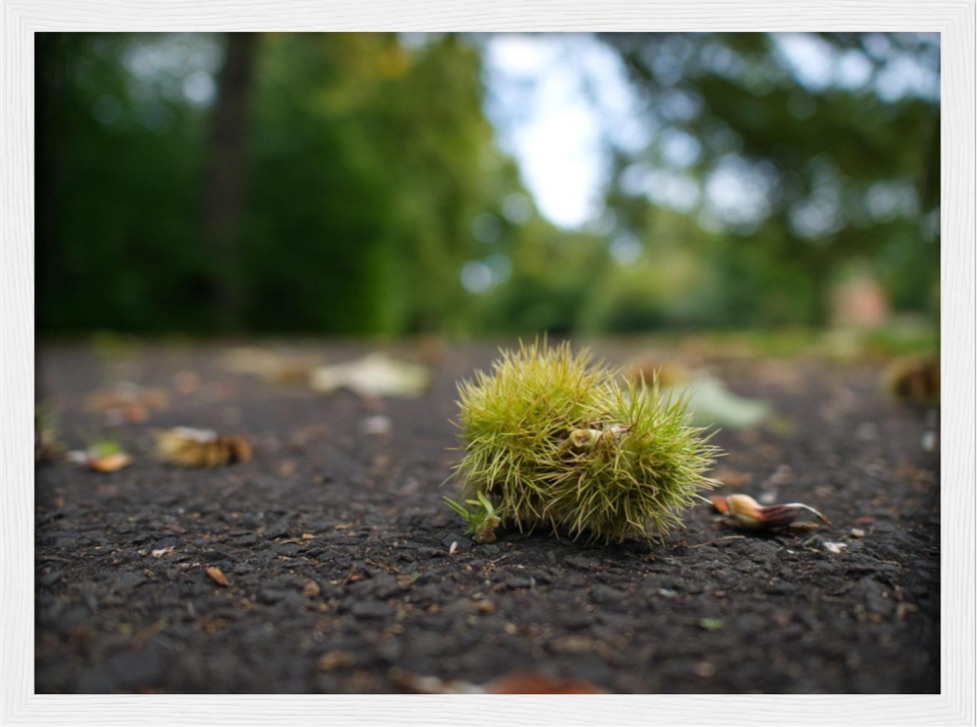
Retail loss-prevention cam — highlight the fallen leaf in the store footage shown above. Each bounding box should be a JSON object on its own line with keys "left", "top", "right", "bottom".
{"left": 206, "top": 566, "right": 229, "bottom": 587}
{"left": 487, "top": 672, "right": 606, "bottom": 694}
{"left": 390, "top": 668, "right": 605, "bottom": 694}
{"left": 663, "top": 373, "right": 771, "bottom": 429}
{"left": 883, "top": 354, "right": 939, "bottom": 406}
{"left": 309, "top": 353, "right": 429, "bottom": 398}
{"left": 222, "top": 347, "right": 320, "bottom": 384}
{"left": 85, "top": 383, "right": 169, "bottom": 423}
{"left": 87, "top": 452, "right": 133, "bottom": 473}
{"left": 715, "top": 493, "right": 830, "bottom": 530}
{"left": 156, "top": 427, "right": 252, "bottom": 467}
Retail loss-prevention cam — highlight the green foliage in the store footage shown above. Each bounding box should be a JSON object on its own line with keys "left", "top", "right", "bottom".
{"left": 598, "top": 32, "right": 940, "bottom": 329}
{"left": 37, "top": 34, "right": 215, "bottom": 333}
{"left": 452, "top": 340, "right": 720, "bottom": 544}
{"left": 443, "top": 492, "right": 502, "bottom": 544}
{"left": 37, "top": 32, "right": 519, "bottom": 336}
{"left": 87, "top": 437, "right": 125, "bottom": 459}
{"left": 35, "top": 32, "right": 939, "bottom": 338}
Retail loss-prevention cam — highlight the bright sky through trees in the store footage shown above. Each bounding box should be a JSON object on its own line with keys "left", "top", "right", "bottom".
{"left": 483, "top": 32, "right": 939, "bottom": 231}
{"left": 483, "top": 33, "right": 646, "bottom": 229}
{"left": 38, "top": 32, "right": 939, "bottom": 336}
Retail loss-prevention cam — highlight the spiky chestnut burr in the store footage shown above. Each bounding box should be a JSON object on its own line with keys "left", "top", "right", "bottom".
{"left": 450, "top": 340, "right": 720, "bottom": 544}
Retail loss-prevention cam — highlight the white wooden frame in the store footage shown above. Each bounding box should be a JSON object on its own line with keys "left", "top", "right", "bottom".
{"left": 2, "top": 3, "right": 973, "bottom": 724}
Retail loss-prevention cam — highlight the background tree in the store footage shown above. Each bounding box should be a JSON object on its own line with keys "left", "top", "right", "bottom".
{"left": 200, "top": 32, "right": 258, "bottom": 332}
{"left": 596, "top": 32, "right": 940, "bottom": 327}
{"left": 35, "top": 32, "right": 939, "bottom": 340}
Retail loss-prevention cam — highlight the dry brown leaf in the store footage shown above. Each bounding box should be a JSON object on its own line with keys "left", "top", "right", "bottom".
{"left": 487, "top": 672, "right": 606, "bottom": 694}
{"left": 87, "top": 452, "right": 133, "bottom": 473}
{"left": 222, "top": 347, "right": 320, "bottom": 384}
{"left": 205, "top": 566, "right": 229, "bottom": 587}
{"left": 86, "top": 384, "right": 169, "bottom": 423}
{"left": 156, "top": 427, "right": 252, "bottom": 467}
{"left": 390, "top": 668, "right": 606, "bottom": 694}
{"left": 714, "top": 493, "right": 831, "bottom": 530}
{"left": 883, "top": 355, "right": 939, "bottom": 406}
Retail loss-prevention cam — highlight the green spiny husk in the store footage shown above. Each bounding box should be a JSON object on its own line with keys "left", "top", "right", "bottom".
{"left": 451, "top": 339, "right": 720, "bottom": 544}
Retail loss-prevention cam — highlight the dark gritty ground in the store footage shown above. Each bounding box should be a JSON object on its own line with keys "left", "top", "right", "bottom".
{"left": 34, "top": 338, "right": 940, "bottom": 694}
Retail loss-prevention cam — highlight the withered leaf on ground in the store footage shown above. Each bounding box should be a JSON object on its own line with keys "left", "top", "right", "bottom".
{"left": 86, "top": 452, "right": 133, "bottom": 473}
{"left": 712, "top": 493, "right": 830, "bottom": 530}
{"left": 390, "top": 668, "right": 606, "bottom": 694}
{"left": 156, "top": 427, "right": 252, "bottom": 468}
{"left": 309, "top": 353, "right": 429, "bottom": 398}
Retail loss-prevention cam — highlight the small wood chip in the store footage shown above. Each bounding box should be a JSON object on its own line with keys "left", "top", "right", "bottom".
{"left": 474, "top": 599, "right": 496, "bottom": 615}
{"left": 206, "top": 566, "right": 229, "bottom": 587}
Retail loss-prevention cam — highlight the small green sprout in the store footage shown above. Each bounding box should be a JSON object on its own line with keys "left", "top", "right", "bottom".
{"left": 88, "top": 437, "right": 125, "bottom": 459}
{"left": 443, "top": 492, "right": 502, "bottom": 544}
{"left": 66, "top": 435, "right": 133, "bottom": 472}
{"left": 450, "top": 339, "right": 720, "bottom": 544}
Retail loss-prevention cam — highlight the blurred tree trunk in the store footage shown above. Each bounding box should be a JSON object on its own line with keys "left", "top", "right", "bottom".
{"left": 201, "top": 33, "right": 258, "bottom": 332}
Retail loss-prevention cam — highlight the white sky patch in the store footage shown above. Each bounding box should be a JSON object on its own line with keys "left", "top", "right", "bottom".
{"left": 483, "top": 34, "right": 646, "bottom": 230}
{"left": 703, "top": 156, "right": 776, "bottom": 231}
{"left": 483, "top": 33, "right": 936, "bottom": 233}
{"left": 775, "top": 32, "right": 939, "bottom": 101}
{"left": 183, "top": 70, "right": 216, "bottom": 107}
{"left": 622, "top": 164, "right": 700, "bottom": 213}
{"left": 609, "top": 234, "right": 643, "bottom": 265}
{"left": 775, "top": 33, "right": 835, "bottom": 91}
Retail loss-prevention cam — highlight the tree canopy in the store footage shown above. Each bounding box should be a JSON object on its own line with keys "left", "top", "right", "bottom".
{"left": 36, "top": 32, "right": 940, "bottom": 338}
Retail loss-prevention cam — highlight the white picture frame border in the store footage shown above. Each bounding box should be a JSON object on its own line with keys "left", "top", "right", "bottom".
{"left": 2, "top": 2, "right": 973, "bottom": 725}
